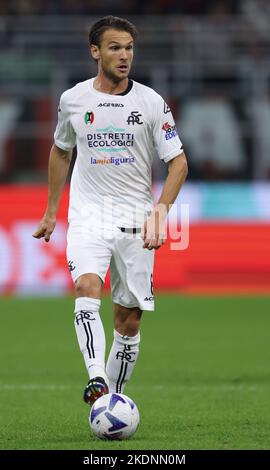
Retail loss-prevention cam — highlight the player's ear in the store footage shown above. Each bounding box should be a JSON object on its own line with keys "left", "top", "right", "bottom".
{"left": 90, "top": 44, "right": 100, "bottom": 61}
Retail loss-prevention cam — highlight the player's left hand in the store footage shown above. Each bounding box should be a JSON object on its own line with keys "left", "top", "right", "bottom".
{"left": 142, "top": 207, "right": 167, "bottom": 250}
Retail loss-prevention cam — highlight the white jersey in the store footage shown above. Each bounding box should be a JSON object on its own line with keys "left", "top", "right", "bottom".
{"left": 54, "top": 78, "right": 183, "bottom": 228}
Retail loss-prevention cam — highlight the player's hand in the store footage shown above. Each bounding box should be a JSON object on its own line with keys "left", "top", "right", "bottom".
{"left": 142, "top": 207, "right": 167, "bottom": 250}
{"left": 32, "top": 214, "right": 56, "bottom": 243}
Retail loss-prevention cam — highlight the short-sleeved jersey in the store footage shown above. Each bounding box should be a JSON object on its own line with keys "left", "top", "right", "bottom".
{"left": 54, "top": 78, "right": 183, "bottom": 228}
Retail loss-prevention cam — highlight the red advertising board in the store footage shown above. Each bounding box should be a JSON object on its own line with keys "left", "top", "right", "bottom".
{"left": 1, "top": 185, "right": 270, "bottom": 295}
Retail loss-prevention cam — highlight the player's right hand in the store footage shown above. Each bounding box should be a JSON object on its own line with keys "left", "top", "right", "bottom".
{"left": 142, "top": 208, "right": 167, "bottom": 250}
{"left": 32, "top": 215, "right": 56, "bottom": 243}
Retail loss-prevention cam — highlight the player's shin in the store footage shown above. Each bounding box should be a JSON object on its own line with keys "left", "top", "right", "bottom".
{"left": 105, "top": 330, "right": 140, "bottom": 393}
{"left": 74, "top": 297, "right": 108, "bottom": 383}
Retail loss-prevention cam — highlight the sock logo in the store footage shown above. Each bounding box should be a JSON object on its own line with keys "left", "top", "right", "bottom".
{"left": 75, "top": 310, "right": 95, "bottom": 324}
{"left": 116, "top": 345, "right": 136, "bottom": 363}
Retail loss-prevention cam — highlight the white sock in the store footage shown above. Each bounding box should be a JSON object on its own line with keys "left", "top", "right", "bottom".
{"left": 74, "top": 297, "right": 108, "bottom": 383}
{"left": 106, "top": 330, "right": 140, "bottom": 393}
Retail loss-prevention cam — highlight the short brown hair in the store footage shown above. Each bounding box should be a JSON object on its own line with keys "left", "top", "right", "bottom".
{"left": 89, "top": 15, "right": 138, "bottom": 47}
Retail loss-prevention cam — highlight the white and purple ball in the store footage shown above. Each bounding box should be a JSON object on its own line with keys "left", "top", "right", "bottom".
{"left": 89, "top": 393, "right": 140, "bottom": 440}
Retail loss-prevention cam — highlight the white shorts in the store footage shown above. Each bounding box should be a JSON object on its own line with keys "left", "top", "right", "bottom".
{"left": 66, "top": 224, "right": 155, "bottom": 311}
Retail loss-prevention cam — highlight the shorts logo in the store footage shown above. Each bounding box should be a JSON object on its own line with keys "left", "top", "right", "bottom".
{"left": 144, "top": 274, "right": 154, "bottom": 301}
{"left": 162, "top": 122, "right": 178, "bottom": 140}
{"left": 68, "top": 260, "right": 76, "bottom": 272}
{"left": 84, "top": 111, "right": 94, "bottom": 125}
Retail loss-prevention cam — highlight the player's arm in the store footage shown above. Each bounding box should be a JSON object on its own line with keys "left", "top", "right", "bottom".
{"left": 32, "top": 144, "right": 72, "bottom": 242}
{"left": 143, "top": 153, "right": 188, "bottom": 250}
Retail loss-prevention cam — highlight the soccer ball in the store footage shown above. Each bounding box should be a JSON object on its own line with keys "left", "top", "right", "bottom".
{"left": 89, "top": 393, "right": 140, "bottom": 440}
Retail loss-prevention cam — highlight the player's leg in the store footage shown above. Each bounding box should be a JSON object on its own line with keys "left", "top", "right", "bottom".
{"left": 74, "top": 273, "right": 109, "bottom": 402}
{"left": 106, "top": 304, "right": 142, "bottom": 393}
{"left": 106, "top": 232, "right": 154, "bottom": 393}
{"left": 67, "top": 225, "right": 111, "bottom": 404}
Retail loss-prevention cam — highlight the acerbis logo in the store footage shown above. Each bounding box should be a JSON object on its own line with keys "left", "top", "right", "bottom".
{"left": 84, "top": 111, "right": 94, "bottom": 125}
{"left": 127, "top": 111, "right": 143, "bottom": 125}
{"left": 98, "top": 102, "right": 124, "bottom": 107}
{"left": 162, "top": 122, "right": 178, "bottom": 140}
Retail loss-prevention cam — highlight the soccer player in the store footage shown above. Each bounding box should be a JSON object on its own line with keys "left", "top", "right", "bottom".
{"left": 33, "top": 16, "right": 188, "bottom": 405}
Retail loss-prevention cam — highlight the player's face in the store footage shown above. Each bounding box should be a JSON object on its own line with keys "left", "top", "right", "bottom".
{"left": 92, "top": 29, "right": 134, "bottom": 83}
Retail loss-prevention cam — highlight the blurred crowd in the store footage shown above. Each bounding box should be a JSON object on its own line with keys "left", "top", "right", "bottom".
{"left": 0, "top": 0, "right": 267, "bottom": 17}
{"left": 0, "top": 0, "right": 237, "bottom": 16}
{"left": 1, "top": 0, "right": 270, "bottom": 182}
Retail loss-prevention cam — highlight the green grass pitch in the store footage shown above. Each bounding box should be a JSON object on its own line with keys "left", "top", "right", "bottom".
{"left": 0, "top": 294, "right": 270, "bottom": 450}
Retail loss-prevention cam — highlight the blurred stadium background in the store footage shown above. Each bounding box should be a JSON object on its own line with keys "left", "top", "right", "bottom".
{"left": 1, "top": 0, "right": 270, "bottom": 295}
{"left": 1, "top": 0, "right": 270, "bottom": 451}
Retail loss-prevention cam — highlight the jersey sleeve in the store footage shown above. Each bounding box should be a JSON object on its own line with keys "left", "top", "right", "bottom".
{"left": 54, "top": 92, "right": 76, "bottom": 150}
{"left": 152, "top": 95, "right": 183, "bottom": 163}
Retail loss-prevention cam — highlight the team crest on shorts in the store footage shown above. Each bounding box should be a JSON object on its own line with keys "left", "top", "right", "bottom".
{"left": 68, "top": 260, "right": 76, "bottom": 272}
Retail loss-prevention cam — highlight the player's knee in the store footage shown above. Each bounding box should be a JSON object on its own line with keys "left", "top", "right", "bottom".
{"left": 75, "top": 274, "right": 102, "bottom": 298}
